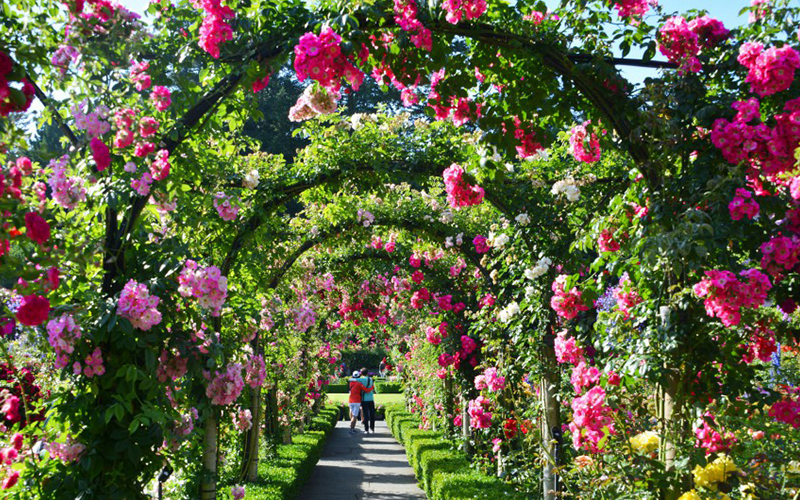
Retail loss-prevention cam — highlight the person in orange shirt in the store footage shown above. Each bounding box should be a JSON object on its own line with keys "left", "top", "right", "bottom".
{"left": 348, "top": 370, "right": 373, "bottom": 434}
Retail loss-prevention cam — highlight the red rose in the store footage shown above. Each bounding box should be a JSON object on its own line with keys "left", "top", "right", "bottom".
{"left": 90, "top": 137, "right": 111, "bottom": 171}
{"left": 46, "top": 267, "right": 60, "bottom": 290}
{"left": 24, "top": 212, "right": 50, "bottom": 245}
{"left": 15, "top": 157, "right": 32, "bottom": 175}
{"left": 16, "top": 294, "right": 50, "bottom": 326}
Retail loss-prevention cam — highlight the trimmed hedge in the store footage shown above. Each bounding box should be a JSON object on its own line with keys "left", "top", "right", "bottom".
{"left": 384, "top": 404, "right": 527, "bottom": 500}
{"left": 245, "top": 405, "right": 339, "bottom": 500}
{"left": 326, "top": 379, "right": 402, "bottom": 394}
{"left": 374, "top": 380, "right": 402, "bottom": 393}
{"left": 324, "top": 382, "right": 349, "bottom": 393}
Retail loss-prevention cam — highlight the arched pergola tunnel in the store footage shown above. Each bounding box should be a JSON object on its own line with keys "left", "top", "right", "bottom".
{"left": 187, "top": 122, "right": 634, "bottom": 497}
{"left": 8, "top": 2, "right": 798, "bottom": 500}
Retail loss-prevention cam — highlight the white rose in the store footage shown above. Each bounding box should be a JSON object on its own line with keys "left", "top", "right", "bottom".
{"left": 516, "top": 213, "right": 530, "bottom": 225}
{"left": 243, "top": 169, "right": 260, "bottom": 189}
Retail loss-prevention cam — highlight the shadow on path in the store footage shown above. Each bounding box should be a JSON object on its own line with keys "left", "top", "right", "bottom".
{"left": 296, "top": 420, "right": 427, "bottom": 500}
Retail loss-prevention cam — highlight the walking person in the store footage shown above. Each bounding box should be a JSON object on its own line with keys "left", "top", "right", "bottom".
{"left": 348, "top": 370, "right": 373, "bottom": 434}
{"left": 351, "top": 368, "right": 377, "bottom": 434}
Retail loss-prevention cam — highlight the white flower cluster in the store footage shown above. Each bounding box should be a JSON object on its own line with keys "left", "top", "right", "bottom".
{"left": 350, "top": 113, "right": 377, "bottom": 130}
{"left": 445, "top": 233, "right": 464, "bottom": 248}
{"left": 489, "top": 232, "right": 510, "bottom": 249}
{"left": 551, "top": 179, "right": 580, "bottom": 202}
{"left": 515, "top": 213, "right": 530, "bottom": 225}
{"left": 524, "top": 257, "right": 552, "bottom": 280}
{"left": 498, "top": 301, "right": 520, "bottom": 323}
{"left": 243, "top": 169, "right": 260, "bottom": 189}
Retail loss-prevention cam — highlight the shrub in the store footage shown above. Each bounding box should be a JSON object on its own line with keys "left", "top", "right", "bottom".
{"left": 324, "top": 382, "right": 349, "bottom": 393}
{"left": 375, "top": 381, "right": 403, "bottom": 393}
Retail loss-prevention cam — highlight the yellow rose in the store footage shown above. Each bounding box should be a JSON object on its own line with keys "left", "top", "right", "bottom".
{"left": 677, "top": 490, "right": 701, "bottom": 500}
{"left": 629, "top": 431, "right": 660, "bottom": 453}
{"left": 692, "top": 454, "right": 737, "bottom": 490}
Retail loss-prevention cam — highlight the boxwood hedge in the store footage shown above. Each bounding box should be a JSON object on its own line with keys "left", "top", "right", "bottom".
{"left": 244, "top": 404, "right": 339, "bottom": 500}
{"left": 384, "top": 404, "right": 528, "bottom": 500}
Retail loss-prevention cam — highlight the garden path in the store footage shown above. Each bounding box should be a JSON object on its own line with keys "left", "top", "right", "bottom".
{"left": 297, "top": 419, "right": 427, "bottom": 500}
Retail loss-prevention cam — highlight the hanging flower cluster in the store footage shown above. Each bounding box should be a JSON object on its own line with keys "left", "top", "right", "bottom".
{"left": 711, "top": 97, "right": 800, "bottom": 196}
{"left": 612, "top": 0, "right": 655, "bottom": 21}
{"left": 16, "top": 294, "right": 50, "bottom": 327}
{"left": 191, "top": 0, "right": 235, "bottom": 59}
{"left": 442, "top": 164, "right": 484, "bottom": 209}
{"left": 178, "top": 260, "right": 228, "bottom": 316}
{"left": 213, "top": 192, "right": 239, "bottom": 221}
{"left": 293, "top": 27, "right": 365, "bottom": 91}
{"left": 570, "top": 385, "right": 616, "bottom": 452}
{"left": 760, "top": 235, "right": 800, "bottom": 277}
{"left": 442, "top": 0, "right": 487, "bottom": 25}
{"left": 694, "top": 413, "right": 737, "bottom": 455}
{"left": 0, "top": 51, "right": 35, "bottom": 117}
{"left": 244, "top": 355, "right": 266, "bottom": 388}
{"left": 612, "top": 273, "right": 642, "bottom": 320}
{"left": 692, "top": 269, "right": 771, "bottom": 327}
{"left": 288, "top": 84, "right": 340, "bottom": 122}
{"left": 658, "top": 15, "right": 729, "bottom": 73}
{"left": 467, "top": 395, "right": 492, "bottom": 428}
{"left": 473, "top": 235, "right": 490, "bottom": 254}
{"left": 597, "top": 229, "right": 620, "bottom": 253}
{"left": 234, "top": 408, "right": 252, "bottom": 431}
{"left": 393, "top": 0, "right": 433, "bottom": 51}
{"left": 156, "top": 349, "right": 188, "bottom": 383}
{"left": 769, "top": 397, "right": 800, "bottom": 428}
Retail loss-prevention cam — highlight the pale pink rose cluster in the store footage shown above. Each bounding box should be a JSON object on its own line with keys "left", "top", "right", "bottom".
{"left": 206, "top": 364, "right": 245, "bottom": 406}
{"left": 49, "top": 437, "right": 86, "bottom": 463}
{"left": 474, "top": 367, "right": 505, "bottom": 392}
{"left": 234, "top": 409, "right": 252, "bottom": 431}
{"left": 289, "top": 85, "right": 340, "bottom": 122}
{"left": 46, "top": 314, "right": 82, "bottom": 369}
{"left": 117, "top": 279, "right": 163, "bottom": 330}
{"left": 244, "top": 354, "right": 267, "bottom": 388}
{"left": 178, "top": 260, "right": 228, "bottom": 316}
{"left": 47, "top": 154, "right": 86, "bottom": 210}
{"left": 213, "top": 192, "right": 240, "bottom": 221}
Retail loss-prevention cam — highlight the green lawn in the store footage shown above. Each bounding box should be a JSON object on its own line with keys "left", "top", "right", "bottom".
{"left": 325, "top": 392, "right": 405, "bottom": 405}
